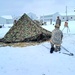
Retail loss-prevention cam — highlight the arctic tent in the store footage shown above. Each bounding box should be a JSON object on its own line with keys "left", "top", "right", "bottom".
{"left": 1, "top": 13, "right": 51, "bottom": 43}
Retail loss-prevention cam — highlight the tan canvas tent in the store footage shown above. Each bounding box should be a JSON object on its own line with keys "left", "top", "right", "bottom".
{"left": 1, "top": 13, "right": 51, "bottom": 43}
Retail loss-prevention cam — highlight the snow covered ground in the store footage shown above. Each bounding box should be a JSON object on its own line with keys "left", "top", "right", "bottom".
{"left": 0, "top": 21, "right": 75, "bottom": 75}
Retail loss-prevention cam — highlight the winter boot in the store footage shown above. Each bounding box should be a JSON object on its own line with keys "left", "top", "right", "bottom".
{"left": 55, "top": 46, "right": 61, "bottom": 52}
{"left": 50, "top": 47, "right": 55, "bottom": 53}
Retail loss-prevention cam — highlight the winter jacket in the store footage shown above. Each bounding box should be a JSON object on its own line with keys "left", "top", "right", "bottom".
{"left": 56, "top": 19, "right": 61, "bottom": 26}
{"left": 50, "top": 28, "right": 63, "bottom": 46}
{"left": 64, "top": 21, "right": 68, "bottom": 27}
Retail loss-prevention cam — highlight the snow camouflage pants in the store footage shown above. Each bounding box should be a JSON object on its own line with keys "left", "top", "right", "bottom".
{"left": 51, "top": 43, "right": 61, "bottom": 52}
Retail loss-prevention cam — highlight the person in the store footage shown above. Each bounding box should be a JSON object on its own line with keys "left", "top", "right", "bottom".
{"left": 50, "top": 24, "right": 63, "bottom": 53}
{"left": 56, "top": 16, "right": 61, "bottom": 26}
{"left": 64, "top": 21, "right": 68, "bottom": 27}
{"left": 62, "top": 21, "right": 70, "bottom": 33}
{"left": 14, "top": 20, "right": 17, "bottom": 24}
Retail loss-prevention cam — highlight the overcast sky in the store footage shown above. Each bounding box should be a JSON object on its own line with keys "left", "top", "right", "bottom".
{"left": 0, "top": 0, "right": 75, "bottom": 17}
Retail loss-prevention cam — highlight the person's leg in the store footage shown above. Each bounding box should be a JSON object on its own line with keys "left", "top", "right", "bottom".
{"left": 55, "top": 46, "right": 61, "bottom": 52}
{"left": 50, "top": 43, "right": 55, "bottom": 53}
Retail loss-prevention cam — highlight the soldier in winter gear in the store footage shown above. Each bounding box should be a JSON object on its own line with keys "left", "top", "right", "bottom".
{"left": 56, "top": 16, "right": 61, "bottom": 26}
{"left": 62, "top": 21, "right": 70, "bottom": 33}
{"left": 64, "top": 21, "right": 68, "bottom": 27}
{"left": 50, "top": 24, "right": 63, "bottom": 53}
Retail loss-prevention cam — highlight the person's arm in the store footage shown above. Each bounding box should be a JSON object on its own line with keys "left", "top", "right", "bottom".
{"left": 60, "top": 19, "right": 61, "bottom": 25}
{"left": 61, "top": 32, "right": 63, "bottom": 40}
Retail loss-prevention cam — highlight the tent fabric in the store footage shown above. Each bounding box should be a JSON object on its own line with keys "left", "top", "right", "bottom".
{"left": 1, "top": 13, "right": 51, "bottom": 43}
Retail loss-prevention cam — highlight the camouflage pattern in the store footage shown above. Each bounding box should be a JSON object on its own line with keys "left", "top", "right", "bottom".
{"left": 2, "top": 13, "right": 51, "bottom": 43}
{"left": 50, "top": 28, "right": 63, "bottom": 46}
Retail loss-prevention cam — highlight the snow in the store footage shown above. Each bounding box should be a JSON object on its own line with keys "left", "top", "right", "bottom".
{"left": 0, "top": 24, "right": 13, "bottom": 38}
{"left": 0, "top": 21, "right": 75, "bottom": 75}
{"left": 42, "top": 21, "right": 75, "bottom": 34}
